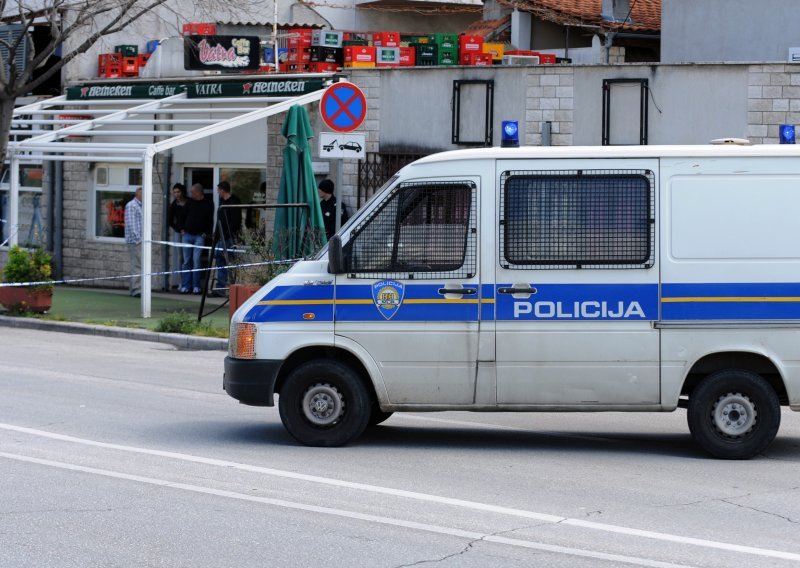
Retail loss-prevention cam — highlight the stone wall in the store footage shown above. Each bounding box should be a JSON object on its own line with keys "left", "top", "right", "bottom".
{"left": 746, "top": 64, "right": 800, "bottom": 144}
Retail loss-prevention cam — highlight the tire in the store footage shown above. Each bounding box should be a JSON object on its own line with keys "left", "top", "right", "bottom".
{"left": 368, "top": 407, "right": 394, "bottom": 427}
{"left": 687, "top": 369, "right": 781, "bottom": 459}
{"left": 278, "top": 359, "right": 371, "bottom": 447}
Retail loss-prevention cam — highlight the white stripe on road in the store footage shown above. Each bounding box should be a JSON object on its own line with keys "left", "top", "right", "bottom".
{"left": 2, "top": 422, "right": 799, "bottom": 562}
{"left": 0, "top": 451, "right": 691, "bottom": 568}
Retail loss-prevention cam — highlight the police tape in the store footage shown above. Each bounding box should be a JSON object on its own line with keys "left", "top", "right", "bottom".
{"left": 148, "top": 239, "right": 247, "bottom": 254}
{"left": 0, "top": 257, "right": 302, "bottom": 288}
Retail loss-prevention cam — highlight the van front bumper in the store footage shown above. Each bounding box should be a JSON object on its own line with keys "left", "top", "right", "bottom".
{"left": 223, "top": 356, "right": 282, "bottom": 407}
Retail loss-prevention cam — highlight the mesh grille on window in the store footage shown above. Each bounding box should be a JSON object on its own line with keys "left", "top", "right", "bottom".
{"left": 345, "top": 181, "right": 477, "bottom": 280}
{"left": 500, "top": 170, "right": 654, "bottom": 270}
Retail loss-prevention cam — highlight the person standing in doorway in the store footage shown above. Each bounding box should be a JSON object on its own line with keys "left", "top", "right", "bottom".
{"left": 318, "top": 179, "right": 348, "bottom": 241}
{"left": 124, "top": 187, "right": 143, "bottom": 298}
{"left": 180, "top": 183, "right": 213, "bottom": 294}
{"left": 167, "top": 183, "right": 188, "bottom": 290}
{"left": 213, "top": 180, "right": 242, "bottom": 295}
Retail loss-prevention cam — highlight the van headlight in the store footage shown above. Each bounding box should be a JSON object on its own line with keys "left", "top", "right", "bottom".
{"left": 229, "top": 322, "right": 257, "bottom": 359}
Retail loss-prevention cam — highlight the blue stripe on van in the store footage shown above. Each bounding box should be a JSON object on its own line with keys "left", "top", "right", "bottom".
{"left": 661, "top": 283, "right": 800, "bottom": 320}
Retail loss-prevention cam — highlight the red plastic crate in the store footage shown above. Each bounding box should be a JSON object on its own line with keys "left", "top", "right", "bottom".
{"left": 287, "top": 48, "right": 312, "bottom": 63}
{"left": 373, "top": 31, "right": 400, "bottom": 47}
{"left": 182, "top": 23, "right": 216, "bottom": 36}
{"left": 463, "top": 53, "right": 492, "bottom": 66}
{"left": 98, "top": 53, "right": 122, "bottom": 67}
{"left": 99, "top": 65, "right": 122, "bottom": 78}
{"left": 288, "top": 63, "right": 310, "bottom": 73}
{"left": 121, "top": 57, "right": 139, "bottom": 74}
{"left": 399, "top": 46, "right": 415, "bottom": 66}
{"left": 137, "top": 53, "right": 150, "bottom": 67}
{"left": 459, "top": 34, "right": 484, "bottom": 56}
{"left": 505, "top": 49, "right": 536, "bottom": 56}
{"left": 309, "top": 61, "right": 338, "bottom": 73}
{"left": 344, "top": 45, "right": 376, "bottom": 63}
{"left": 532, "top": 52, "right": 556, "bottom": 64}
{"left": 287, "top": 28, "right": 313, "bottom": 48}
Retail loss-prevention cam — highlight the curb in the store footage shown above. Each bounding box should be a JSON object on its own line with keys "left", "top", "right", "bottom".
{"left": 0, "top": 315, "right": 228, "bottom": 351}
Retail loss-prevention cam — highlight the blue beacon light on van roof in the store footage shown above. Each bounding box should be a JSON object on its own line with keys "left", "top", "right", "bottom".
{"left": 501, "top": 120, "right": 519, "bottom": 148}
{"left": 780, "top": 124, "right": 795, "bottom": 144}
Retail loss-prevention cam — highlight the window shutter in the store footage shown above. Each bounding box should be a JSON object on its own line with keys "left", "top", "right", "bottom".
{"left": 0, "top": 24, "right": 29, "bottom": 79}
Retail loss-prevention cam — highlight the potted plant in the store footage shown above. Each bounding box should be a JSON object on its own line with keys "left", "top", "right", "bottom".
{"left": 0, "top": 245, "right": 55, "bottom": 313}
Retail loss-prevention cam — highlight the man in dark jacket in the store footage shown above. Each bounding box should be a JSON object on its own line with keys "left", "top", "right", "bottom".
{"left": 214, "top": 181, "right": 242, "bottom": 293}
{"left": 318, "top": 179, "right": 348, "bottom": 241}
{"left": 180, "top": 184, "right": 213, "bottom": 294}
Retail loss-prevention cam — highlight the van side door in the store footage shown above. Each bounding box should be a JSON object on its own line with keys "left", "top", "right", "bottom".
{"left": 494, "top": 160, "right": 660, "bottom": 406}
{"left": 334, "top": 178, "right": 481, "bottom": 405}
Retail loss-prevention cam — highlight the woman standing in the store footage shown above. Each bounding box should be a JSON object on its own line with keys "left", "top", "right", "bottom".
{"left": 168, "top": 183, "right": 188, "bottom": 289}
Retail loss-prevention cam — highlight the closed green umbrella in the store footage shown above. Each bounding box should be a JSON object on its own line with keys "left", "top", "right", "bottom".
{"left": 273, "top": 104, "right": 326, "bottom": 259}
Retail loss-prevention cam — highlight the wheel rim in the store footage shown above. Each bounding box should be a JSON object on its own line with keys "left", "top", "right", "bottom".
{"left": 301, "top": 383, "right": 344, "bottom": 426}
{"left": 711, "top": 392, "right": 757, "bottom": 437}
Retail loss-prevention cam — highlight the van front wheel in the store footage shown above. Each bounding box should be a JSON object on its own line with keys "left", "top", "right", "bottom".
{"left": 687, "top": 370, "right": 781, "bottom": 459}
{"left": 278, "top": 360, "right": 371, "bottom": 447}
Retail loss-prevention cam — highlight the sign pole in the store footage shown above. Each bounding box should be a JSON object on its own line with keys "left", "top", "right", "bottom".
{"left": 335, "top": 158, "right": 343, "bottom": 233}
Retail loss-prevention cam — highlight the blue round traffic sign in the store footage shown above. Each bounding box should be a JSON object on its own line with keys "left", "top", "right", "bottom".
{"left": 320, "top": 82, "right": 367, "bottom": 133}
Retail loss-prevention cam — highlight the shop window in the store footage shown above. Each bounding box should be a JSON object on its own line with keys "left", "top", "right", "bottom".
{"left": 500, "top": 170, "right": 654, "bottom": 269}
{"left": 0, "top": 164, "right": 44, "bottom": 247}
{"left": 92, "top": 164, "right": 138, "bottom": 240}
{"left": 344, "top": 181, "right": 477, "bottom": 280}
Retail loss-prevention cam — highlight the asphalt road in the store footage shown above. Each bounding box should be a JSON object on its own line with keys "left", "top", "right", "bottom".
{"left": 2, "top": 327, "right": 800, "bottom": 568}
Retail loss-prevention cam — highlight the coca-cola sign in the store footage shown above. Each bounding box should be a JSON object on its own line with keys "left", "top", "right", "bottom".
{"left": 184, "top": 35, "right": 260, "bottom": 71}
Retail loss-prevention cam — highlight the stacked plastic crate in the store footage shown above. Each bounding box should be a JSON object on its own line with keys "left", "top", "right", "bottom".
{"left": 310, "top": 30, "right": 344, "bottom": 72}
{"left": 372, "top": 32, "right": 400, "bottom": 68}
{"left": 287, "top": 29, "right": 313, "bottom": 73}
{"left": 429, "top": 33, "right": 457, "bottom": 66}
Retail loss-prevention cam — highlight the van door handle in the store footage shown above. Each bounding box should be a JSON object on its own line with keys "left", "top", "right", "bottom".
{"left": 498, "top": 287, "right": 537, "bottom": 295}
{"left": 438, "top": 287, "right": 478, "bottom": 296}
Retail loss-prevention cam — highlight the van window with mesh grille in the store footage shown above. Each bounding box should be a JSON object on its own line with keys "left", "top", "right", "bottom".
{"left": 345, "top": 181, "right": 476, "bottom": 279}
{"left": 501, "top": 171, "right": 654, "bottom": 269}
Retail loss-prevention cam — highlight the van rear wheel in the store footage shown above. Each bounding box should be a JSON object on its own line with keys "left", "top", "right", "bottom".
{"left": 687, "top": 370, "right": 780, "bottom": 459}
{"left": 278, "top": 360, "right": 371, "bottom": 447}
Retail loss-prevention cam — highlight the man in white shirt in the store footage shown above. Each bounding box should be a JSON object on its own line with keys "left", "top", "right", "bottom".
{"left": 124, "top": 187, "right": 143, "bottom": 297}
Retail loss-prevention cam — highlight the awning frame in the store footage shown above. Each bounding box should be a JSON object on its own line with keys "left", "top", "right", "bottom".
{"left": 6, "top": 77, "right": 337, "bottom": 317}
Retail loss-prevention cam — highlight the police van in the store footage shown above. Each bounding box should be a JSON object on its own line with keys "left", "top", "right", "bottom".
{"left": 224, "top": 144, "right": 800, "bottom": 459}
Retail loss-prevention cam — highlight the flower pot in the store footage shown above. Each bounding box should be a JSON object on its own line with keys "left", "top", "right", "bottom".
{"left": 0, "top": 286, "right": 53, "bottom": 313}
{"left": 229, "top": 284, "right": 262, "bottom": 319}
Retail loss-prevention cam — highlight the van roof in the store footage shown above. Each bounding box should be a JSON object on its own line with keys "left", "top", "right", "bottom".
{"left": 413, "top": 144, "right": 800, "bottom": 165}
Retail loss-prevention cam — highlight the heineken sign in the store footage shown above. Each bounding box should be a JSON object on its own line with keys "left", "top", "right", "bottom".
{"left": 188, "top": 79, "right": 326, "bottom": 98}
{"left": 184, "top": 35, "right": 260, "bottom": 71}
{"left": 66, "top": 79, "right": 325, "bottom": 101}
{"left": 66, "top": 84, "right": 186, "bottom": 100}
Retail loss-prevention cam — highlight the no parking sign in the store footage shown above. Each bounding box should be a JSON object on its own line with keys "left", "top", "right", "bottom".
{"left": 320, "top": 82, "right": 367, "bottom": 133}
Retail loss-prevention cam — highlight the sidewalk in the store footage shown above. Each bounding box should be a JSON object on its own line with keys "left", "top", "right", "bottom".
{"left": 0, "top": 286, "right": 230, "bottom": 350}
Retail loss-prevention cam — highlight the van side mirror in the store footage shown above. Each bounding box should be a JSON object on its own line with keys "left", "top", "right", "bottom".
{"left": 328, "top": 235, "right": 344, "bottom": 274}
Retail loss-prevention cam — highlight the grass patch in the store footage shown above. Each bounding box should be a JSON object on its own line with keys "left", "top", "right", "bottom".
{"left": 155, "top": 311, "right": 229, "bottom": 338}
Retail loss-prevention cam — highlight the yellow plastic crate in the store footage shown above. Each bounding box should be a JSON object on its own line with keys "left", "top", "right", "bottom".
{"left": 483, "top": 43, "right": 505, "bottom": 60}
{"left": 344, "top": 61, "right": 377, "bottom": 68}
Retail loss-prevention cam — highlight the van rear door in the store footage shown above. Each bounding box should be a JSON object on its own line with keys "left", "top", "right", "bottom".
{"left": 493, "top": 159, "right": 660, "bottom": 406}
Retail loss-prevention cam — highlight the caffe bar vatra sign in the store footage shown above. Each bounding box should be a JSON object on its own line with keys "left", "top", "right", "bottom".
{"left": 184, "top": 35, "right": 260, "bottom": 71}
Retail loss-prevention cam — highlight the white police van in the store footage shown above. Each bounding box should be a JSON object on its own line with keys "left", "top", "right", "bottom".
{"left": 224, "top": 144, "right": 800, "bottom": 459}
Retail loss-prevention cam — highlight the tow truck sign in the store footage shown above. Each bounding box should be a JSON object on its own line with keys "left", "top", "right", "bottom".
{"left": 319, "top": 132, "right": 366, "bottom": 159}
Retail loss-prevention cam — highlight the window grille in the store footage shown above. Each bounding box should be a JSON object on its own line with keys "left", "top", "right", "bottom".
{"left": 345, "top": 181, "right": 477, "bottom": 280}
{"left": 500, "top": 170, "right": 654, "bottom": 270}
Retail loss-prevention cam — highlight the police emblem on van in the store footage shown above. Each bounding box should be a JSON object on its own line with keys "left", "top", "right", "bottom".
{"left": 372, "top": 280, "right": 405, "bottom": 320}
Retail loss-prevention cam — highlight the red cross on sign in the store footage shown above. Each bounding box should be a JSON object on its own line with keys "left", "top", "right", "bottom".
{"left": 320, "top": 82, "right": 367, "bottom": 133}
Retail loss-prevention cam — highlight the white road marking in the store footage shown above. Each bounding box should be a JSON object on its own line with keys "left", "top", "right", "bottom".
{"left": 2, "top": 422, "right": 799, "bottom": 562}
{"left": 0, "top": 451, "right": 691, "bottom": 568}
